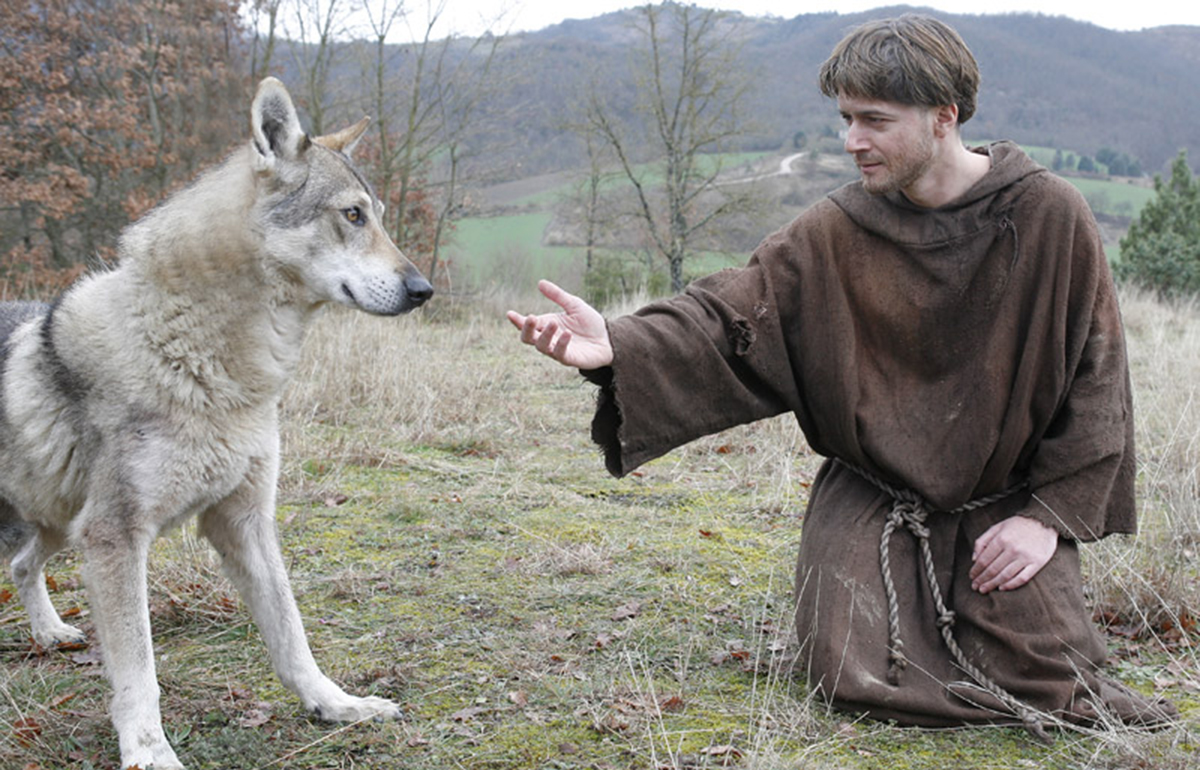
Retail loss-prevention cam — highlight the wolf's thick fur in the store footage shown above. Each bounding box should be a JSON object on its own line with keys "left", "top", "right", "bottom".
{"left": 0, "top": 79, "right": 431, "bottom": 769}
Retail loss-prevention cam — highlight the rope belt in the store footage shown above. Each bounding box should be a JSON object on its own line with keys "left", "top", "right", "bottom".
{"left": 834, "top": 459, "right": 1057, "bottom": 742}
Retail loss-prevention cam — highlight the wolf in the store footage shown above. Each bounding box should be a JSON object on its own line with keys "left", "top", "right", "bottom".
{"left": 0, "top": 78, "right": 431, "bottom": 769}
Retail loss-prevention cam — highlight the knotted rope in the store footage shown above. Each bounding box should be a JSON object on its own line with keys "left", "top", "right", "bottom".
{"left": 835, "top": 459, "right": 1057, "bottom": 743}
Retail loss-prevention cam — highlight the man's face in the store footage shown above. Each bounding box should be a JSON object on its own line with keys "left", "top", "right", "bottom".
{"left": 838, "top": 95, "right": 937, "bottom": 197}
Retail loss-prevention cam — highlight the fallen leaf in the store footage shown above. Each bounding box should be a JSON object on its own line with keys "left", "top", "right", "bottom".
{"left": 70, "top": 646, "right": 104, "bottom": 666}
{"left": 658, "top": 694, "right": 685, "bottom": 713}
{"left": 593, "top": 713, "right": 629, "bottom": 734}
{"left": 701, "top": 744, "right": 742, "bottom": 758}
{"left": 14, "top": 717, "right": 42, "bottom": 746}
{"left": 47, "top": 692, "right": 77, "bottom": 709}
{"left": 612, "top": 601, "right": 641, "bottom": 621}
{"left": 238, "top": 707, "right": 272, "bottom": 728}
{"left": 451, "top": 706, "right": 486, "bottom": 722}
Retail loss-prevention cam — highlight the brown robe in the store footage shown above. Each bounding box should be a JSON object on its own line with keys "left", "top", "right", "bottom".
{"left": 584, "top": 142, "right": 1172, "bottom": 727}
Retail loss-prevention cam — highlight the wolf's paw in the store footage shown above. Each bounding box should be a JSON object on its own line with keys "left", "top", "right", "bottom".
{"left": 312, "top": 693, "right": 403, "bottom": 723}
{"left": 32, "top": 620, "right": 86, "bottom": 649}
{"left": 121, "top": 740, "right": 184, "bottom": 769}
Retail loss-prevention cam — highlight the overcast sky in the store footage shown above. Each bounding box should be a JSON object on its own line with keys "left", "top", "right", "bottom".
{"left": 444, "top": 0, "right": 1200, "bottom": 38}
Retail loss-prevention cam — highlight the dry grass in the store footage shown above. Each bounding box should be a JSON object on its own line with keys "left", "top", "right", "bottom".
{"left": 1, "top": 284, "right": 1199, "bottom": 769}
{"left": 1086, "top": 290, "right": 1200, "bottom": 647}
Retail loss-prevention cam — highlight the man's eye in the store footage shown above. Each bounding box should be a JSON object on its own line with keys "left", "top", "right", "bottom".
{"left": 343, "top": 206, "right": 365, "bottom": 225}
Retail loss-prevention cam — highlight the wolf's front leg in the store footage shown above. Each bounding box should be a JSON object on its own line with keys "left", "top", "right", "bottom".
{"left": 199, "top": 483, "right": 402, "bottom": 722}
{"left": 78, "top": 511, "right": 184, "bottom": 770}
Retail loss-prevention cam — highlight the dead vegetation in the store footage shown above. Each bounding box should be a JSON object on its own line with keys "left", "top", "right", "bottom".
{"left": 1, "top": 285, "right": 1198, "bottom": 769}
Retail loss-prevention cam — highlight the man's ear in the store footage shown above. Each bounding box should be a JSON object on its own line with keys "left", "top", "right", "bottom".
{"left": 250, "top": 77, "right": 310, "bottom": 170}
{"left": 932, "top": 104, "right": 960, "bottom": 139}
{"left": 314, "top": 117, "right": 371, "bottom": 155}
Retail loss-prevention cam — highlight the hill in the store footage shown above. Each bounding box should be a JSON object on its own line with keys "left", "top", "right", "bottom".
{"left": 455, "top": 5, "right": 1199, "bottom": 182}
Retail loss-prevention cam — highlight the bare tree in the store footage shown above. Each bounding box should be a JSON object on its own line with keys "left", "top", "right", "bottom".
{"left": 355, "top": 0, "right": 503, "bottom": 285}
{"left": 584, "top": 2, "right": 756, "bottom": 293}
{"left": 281, "top": 0, "right": 354, "bottom": 133}
{"left": 247, "top": 0, "right": 284, "bottom": 80}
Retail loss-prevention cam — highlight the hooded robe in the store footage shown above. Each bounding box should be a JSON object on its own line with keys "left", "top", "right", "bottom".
{"left": 583, "top": 142, "right": 1171, "bottom": 726}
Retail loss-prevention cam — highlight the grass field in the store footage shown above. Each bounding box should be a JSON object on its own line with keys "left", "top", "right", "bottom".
{"left": 446, "top": 146, "right": 1157, "bottom": 289}
{"left": 2, "top": 285, "right": 1198, "bottom": 770}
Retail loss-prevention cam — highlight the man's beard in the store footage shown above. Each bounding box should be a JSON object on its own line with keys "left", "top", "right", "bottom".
{"left": 858, "top": 132, "right": 935, "bottom": 196}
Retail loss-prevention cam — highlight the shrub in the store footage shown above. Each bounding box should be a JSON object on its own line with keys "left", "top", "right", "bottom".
{"left": 1116, "top": 151, "right": 1200, "bottom": 296}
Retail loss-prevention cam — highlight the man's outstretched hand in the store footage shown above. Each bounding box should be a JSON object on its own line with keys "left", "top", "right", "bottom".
{"left": 506, "top": 280, "right": 614, "bottom": 370}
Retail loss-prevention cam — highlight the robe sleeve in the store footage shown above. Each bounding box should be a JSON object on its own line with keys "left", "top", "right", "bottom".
{"left": 586, "top": 253, "right": 802, "bottom": 478}
{"left": 1019, "top": 194, "right": 1136, "bottom": 541}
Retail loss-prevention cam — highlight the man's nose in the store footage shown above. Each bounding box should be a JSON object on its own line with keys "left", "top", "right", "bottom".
{"left": 844, "top": 123, "right": 869, "bottom": 154}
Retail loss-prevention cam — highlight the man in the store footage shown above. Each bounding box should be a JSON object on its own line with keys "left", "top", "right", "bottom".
{"left": 507, "top": 15, "right": 1173, "bottom": 732}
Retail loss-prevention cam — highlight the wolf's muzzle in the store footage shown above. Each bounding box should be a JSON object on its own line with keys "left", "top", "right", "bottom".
{"left": 404, "top": 273, "right": 434, "bottom": 308}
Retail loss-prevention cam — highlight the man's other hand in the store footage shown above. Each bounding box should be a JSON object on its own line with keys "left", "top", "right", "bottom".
{"left": 970, "top": 515, "right": 1058, "bottom": 594}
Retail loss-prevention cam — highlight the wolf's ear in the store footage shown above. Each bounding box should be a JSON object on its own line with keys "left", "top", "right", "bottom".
{"left": 314, "top": 116, "right": 371, "bottom": 155}
{"left": 251, "top": 78, "right": 310, "bottom": 170}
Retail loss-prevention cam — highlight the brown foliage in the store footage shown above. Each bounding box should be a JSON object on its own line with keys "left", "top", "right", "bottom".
{"left": 0, "top": 0, "right": 251, "bottom": 295}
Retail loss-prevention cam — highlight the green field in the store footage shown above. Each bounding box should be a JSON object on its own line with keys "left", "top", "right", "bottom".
{"left": 446, "top": 215, "right": 745, "bottom": 293}
{"left": 446, "top": 147, "right": 1155, "bottom": 290}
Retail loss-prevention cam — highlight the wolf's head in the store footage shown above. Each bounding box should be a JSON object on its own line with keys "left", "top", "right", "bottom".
{"left": 249, "top": 78, "right": 433, "bottom": 316}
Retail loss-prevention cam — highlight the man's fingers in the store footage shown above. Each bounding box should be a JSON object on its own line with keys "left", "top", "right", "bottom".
{"left": 532, "top": 319, "right": 552, "bottom": 352}
{"left": 551, "top": 329, "right": 573, "bottom": 361}
{"left": 973, "top": 558, "right": 1015, "bottom": 594}
{"left": 968, "top": 539, "right": 1000, "bottom": 582}
{"left": 518, "top": 316, "right": 539, "bottom": 346}
{"left": 999, "top": 564, "right": 1038, "bottom": 592}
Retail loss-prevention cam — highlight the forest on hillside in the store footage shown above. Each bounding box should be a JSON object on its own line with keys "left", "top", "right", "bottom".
{"left": 3, "top": 0, "right": 1198, "bottom": 293}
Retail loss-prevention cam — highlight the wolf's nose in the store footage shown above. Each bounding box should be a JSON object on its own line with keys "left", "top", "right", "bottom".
{"left": 405, "top": 275, "right": 434, "bottom": 306}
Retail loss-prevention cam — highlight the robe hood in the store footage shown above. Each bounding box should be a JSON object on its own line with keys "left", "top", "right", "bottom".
{"left": 827, "top": 141, "right": 1047, "bottom": 247}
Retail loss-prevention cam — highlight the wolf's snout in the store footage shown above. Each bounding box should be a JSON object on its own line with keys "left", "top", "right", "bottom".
{"left": 404, "top": 273, "right": 434, "bottom": 307}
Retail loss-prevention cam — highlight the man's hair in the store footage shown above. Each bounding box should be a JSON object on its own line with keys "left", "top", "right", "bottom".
{"left": 818, "top": 14, "right": 980, "bottom": 124}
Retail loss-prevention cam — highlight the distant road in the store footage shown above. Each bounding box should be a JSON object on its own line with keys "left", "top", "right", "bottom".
{"left": 715, "top": 152, "right": 807, "bottom": 186}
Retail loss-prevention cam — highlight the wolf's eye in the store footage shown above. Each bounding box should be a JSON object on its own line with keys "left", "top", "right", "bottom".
{"left": 342, "top": 206, "right": 366, "bottom": 226}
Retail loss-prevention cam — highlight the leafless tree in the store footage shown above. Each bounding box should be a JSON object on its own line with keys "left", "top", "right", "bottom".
{"left": 247, "top": 0, "right": 284, "bottom": 80}
{"left": 281, "top": 0, "right": 354, "bottom": 133}
{"left": 584, "top": 2, "right": 757, "bottom": 293}
{"left": 356, "top": 0, "right": 504, "bottom": 284}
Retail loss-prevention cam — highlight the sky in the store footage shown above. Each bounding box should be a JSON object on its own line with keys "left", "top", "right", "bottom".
{"left": 448, "top": 0, "right": 1200, "bottom": 37}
